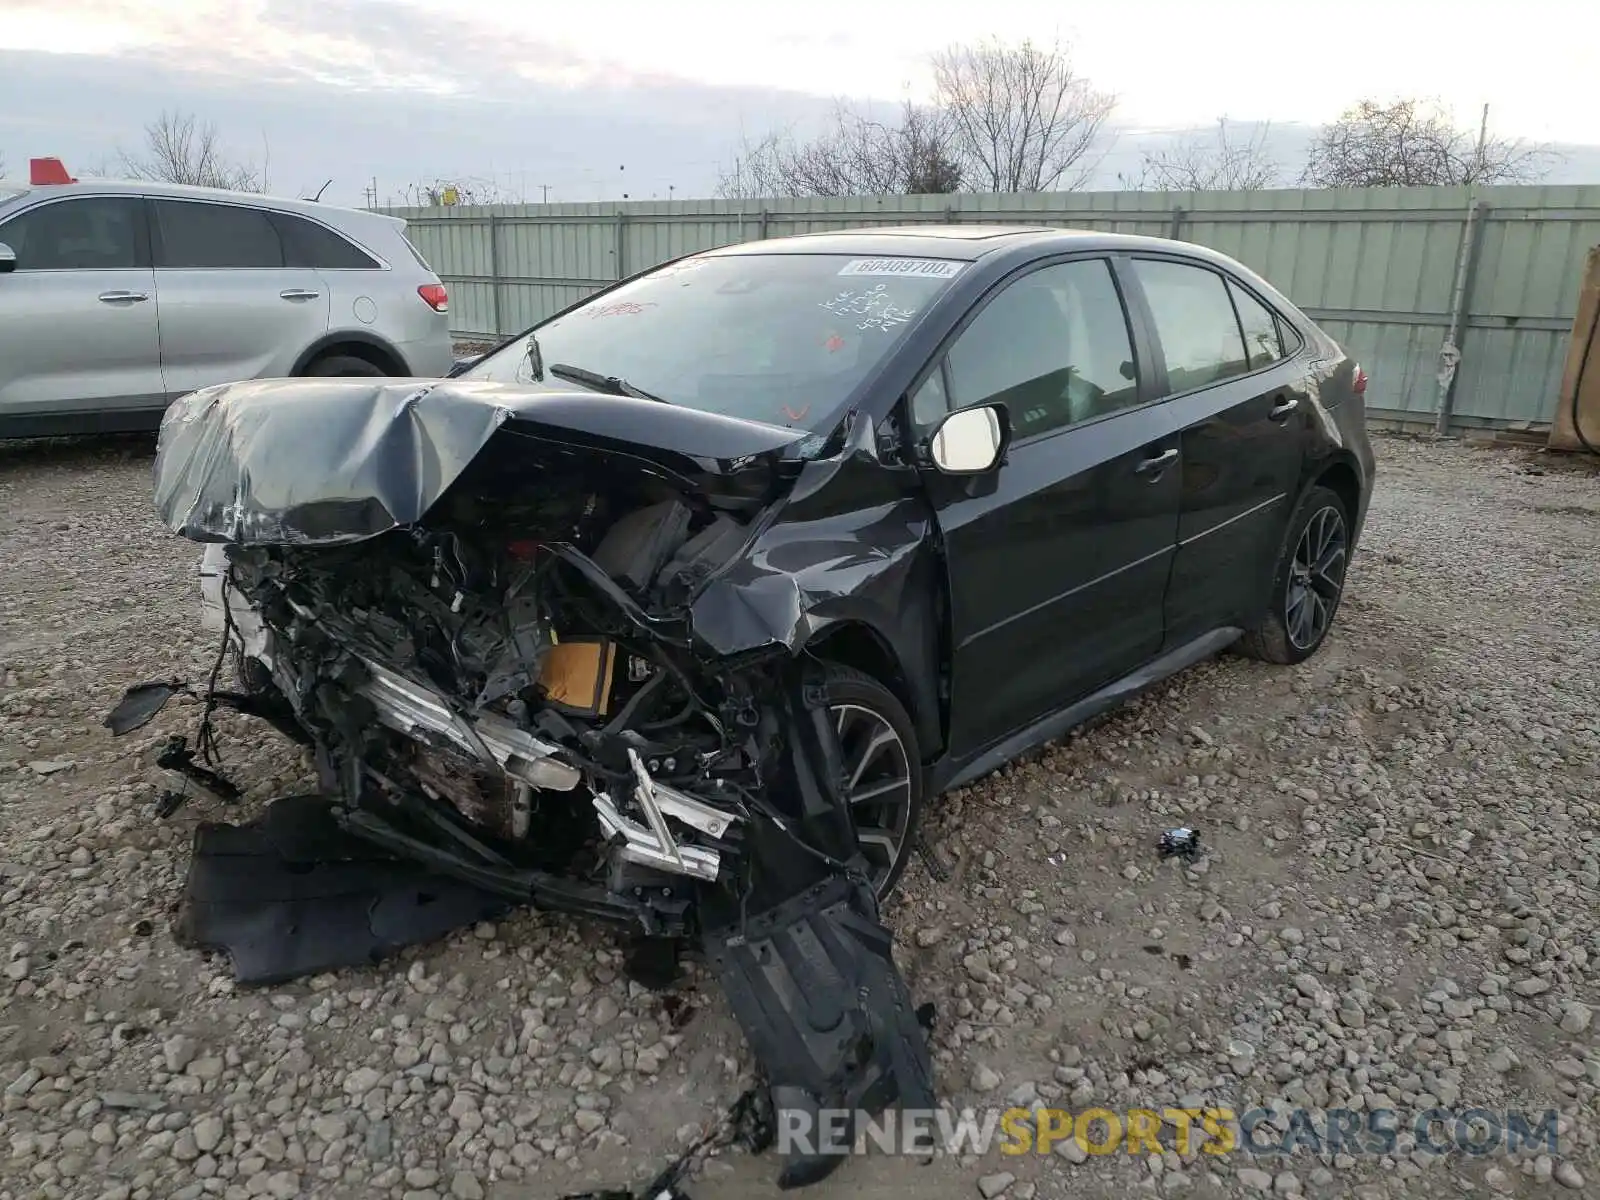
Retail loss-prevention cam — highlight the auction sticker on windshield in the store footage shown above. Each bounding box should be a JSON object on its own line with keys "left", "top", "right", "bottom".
{"left": 838, "top": 258, "right": 966, "bottom": 279}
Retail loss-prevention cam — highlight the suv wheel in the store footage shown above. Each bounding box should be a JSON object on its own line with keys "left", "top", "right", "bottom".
{"left": 1239, "top": 484, "right": 1351, "bottom": 664}
{"left": 305, "top": 354, "right": 387, "bottom": 378}
{"left": 822, "top": 665, "right": 925, "bottom": 900}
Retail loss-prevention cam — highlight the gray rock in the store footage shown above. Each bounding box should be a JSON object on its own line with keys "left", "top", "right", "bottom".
{"left": 192, "top": 1115, "right": 224, "bottom": 1154}
{"left": 977, "top": 1172, "right": 1015, "bottom": 1198}
{"left": 450, "top": 1171, "right": 485, "bottom": 1200}
{"left": 162, "top": 1034, "right": 199, "bottom": 1074}
{"left": 1558, "top": 1001, "right": 1592, "bottom": 1034}
{"left": 1236, "top": 1168, "right": 1274, "bottom": 1192}
{"left": 971, "top": 1064, "right": 1002, "bottom": 1092}
{"left": 343, "top": 1067, "right": 383, "bottom": 1096}
{"left": 1554, "top": 1161, "right": 1585, "bottom": 1190}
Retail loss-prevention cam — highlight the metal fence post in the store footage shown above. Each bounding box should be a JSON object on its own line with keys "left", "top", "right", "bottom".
{"left": 1168, "top": 205, "right": 1186, "bottom": 240}
{"left": 615, "top": 210, "right": 627, "bottom": 280}
{"left": 1435, "top": 200, "right": 1491, "bottom": 435}
{"left": 758, "top": 209, "right": 770, "bottom": 241}
{"left": 486, "top": 213, "right": 502, "bottom": 337}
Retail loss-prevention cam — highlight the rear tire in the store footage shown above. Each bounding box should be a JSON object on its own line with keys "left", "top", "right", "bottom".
{"left": 820, "top": 665, "right": 925, "bottom": 901}
{"left": 1238, "top": 484, "right": 1351, "bottom": 665}
{"left": 304, "top": 354, "right": 387, "bottom": 378}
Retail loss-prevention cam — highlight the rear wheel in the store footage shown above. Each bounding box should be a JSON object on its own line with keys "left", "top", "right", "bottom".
{"left": 821, "top": 665, "right": 924, "bottom": 900}
{"left": 1238, "top": 484, "right": 1351, "bottom": 664}
{"left": 304, "top": 354, "right": 387, "bottom": 378}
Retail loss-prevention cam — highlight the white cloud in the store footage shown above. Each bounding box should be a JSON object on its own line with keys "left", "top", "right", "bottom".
{"left": 6, "top": 0, "right": 1598, "bottom": 142}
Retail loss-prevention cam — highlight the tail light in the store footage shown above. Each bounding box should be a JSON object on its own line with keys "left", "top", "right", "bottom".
{"left": 417, "top": 283, "right": 449, "bottom": 313}
{"left": 1352, "top": 363, "right": 1368, "bottom": 396}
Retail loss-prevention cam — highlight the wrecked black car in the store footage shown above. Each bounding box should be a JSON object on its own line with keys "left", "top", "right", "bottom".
{"left": 128, "top": 227, "right": 1373, "bottom": 1189}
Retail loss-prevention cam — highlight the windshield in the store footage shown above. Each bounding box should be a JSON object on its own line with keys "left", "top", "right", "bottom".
{"left": 463, "top": 252, "right": 966, "bottom": 431}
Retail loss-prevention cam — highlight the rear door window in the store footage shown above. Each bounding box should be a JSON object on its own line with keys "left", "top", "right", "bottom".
{"left": 0, "top": 197, "right": 145, "bottom": 270}
{"left": 273, "top": 213, "right": 381, "bottom": 269}
{"left": 1131, "top": 259, "right": 1251, "bottom": 394}
{"left": 153, "top": 200, "right": 283, "bottom": 269}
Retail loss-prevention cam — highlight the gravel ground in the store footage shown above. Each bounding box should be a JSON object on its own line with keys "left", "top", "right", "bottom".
{"left": 2, "top": 434, "right": 1597, "bottom": 1200}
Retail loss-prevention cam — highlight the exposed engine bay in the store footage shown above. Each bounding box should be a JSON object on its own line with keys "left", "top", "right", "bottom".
{"left": 114, "top": 379, "right": 939, "bottom": 1191}
{"left": 214, "top": 431, "right": 818, "bottom": 927}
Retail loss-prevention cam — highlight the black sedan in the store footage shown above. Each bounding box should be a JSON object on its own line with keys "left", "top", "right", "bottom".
{"left": 138, "top": 224, "right": 1374, "bottom": 1188}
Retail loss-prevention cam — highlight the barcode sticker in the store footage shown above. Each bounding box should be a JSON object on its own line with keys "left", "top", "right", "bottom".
{"left": 837, "top": 258, "right": 966, "bottom": 279}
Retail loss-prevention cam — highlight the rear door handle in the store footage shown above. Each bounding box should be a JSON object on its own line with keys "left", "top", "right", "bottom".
{"left": 1269, "top": 395, "right": 1300, "bottom": 422}
{"left": 1135, "top": 448, "right": 1179, "bottom": 476}
{"left": 98, "top": 290, "right": 149, "bottom": 304}
{"left": 279, "top": 288, "right": 321, "bottom": 301}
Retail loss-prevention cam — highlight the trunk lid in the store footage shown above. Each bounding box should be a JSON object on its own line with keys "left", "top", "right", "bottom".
{"left": 153, "top": 377, "right": 812, "bottom": 545}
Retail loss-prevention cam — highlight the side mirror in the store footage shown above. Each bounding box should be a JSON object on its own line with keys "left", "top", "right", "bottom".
{"left": 929, "top": 404, "right": 1009, "bottom": 475}
{"left": 0, "top": 243, "right": 15, "bottom": 275}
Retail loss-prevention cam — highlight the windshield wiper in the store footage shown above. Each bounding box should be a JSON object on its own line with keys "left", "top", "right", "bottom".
{"left": 547, "top": 363, "right": 669, "bottom": 405}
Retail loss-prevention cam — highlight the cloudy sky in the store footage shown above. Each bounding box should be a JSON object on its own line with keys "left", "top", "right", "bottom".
{"left": 2, "top": 0, "right": 1596, "bottom": 205}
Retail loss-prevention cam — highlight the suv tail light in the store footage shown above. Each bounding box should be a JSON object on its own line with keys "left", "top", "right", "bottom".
{"left": 417, "top": 283, "right": 449, "bottom": 313}
{"left": 1352, "top": 362, "right": 1368, "bottom": 396}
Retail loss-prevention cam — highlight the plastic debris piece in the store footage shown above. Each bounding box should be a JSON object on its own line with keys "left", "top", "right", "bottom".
{"left": 1157, "top": 826, "right": 1202, "bottom": 863}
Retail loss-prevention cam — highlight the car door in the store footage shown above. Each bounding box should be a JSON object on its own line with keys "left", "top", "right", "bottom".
{"left": 0, "top": 195, "right": 164, "bottom": 420}
{"left": 151, "top": 198, "right": 330, "bottom": 395}
{"left": 915, "top": 256, "right": 1186, "bottom": 760}
{"left": 1124, "top": 257, "right": 1311, "bottom": 644}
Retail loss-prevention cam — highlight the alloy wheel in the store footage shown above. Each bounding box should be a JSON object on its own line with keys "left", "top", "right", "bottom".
{"left": 830, "top": 701, "right": 914, "bottom": 895}
{"left": 1285, "top": 505, "right": 1348, "bottom": 651}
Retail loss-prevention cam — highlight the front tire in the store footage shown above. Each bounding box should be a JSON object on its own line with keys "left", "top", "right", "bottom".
{"left": 1238, "top": 484, "right": 1351, "bottom": 664}
{"left": 821, "top": 665, "right": 925, "bottom": 901}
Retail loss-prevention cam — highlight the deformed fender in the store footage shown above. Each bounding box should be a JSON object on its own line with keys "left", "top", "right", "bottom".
{"left": 687, "top": 411, "right": 943, "bottom": 749}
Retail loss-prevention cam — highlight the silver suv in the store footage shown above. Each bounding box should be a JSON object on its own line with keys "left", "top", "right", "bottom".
{"left": 0, "top": 179, "right": 453, "bottom": 438}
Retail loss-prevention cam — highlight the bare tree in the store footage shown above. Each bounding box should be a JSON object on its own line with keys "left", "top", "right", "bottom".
{"left": 118, "top": 111, "right": 264, "bottom": 191}
{"left": 1133, "top": 119, "right": 1281, "bottom": 191}
{"left": 718, "top": 101, "right": 962, "bottom": 199}
{"left": 1302, "top": 100, "right": 1554, "bottom": 187}
{"left": 930, "top": 37, "right": 1115, "bottom": 192}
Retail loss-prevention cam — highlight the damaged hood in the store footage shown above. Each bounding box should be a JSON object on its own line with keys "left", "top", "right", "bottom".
{"left": 154, "top": 377, "right": 812, "bottom": 545}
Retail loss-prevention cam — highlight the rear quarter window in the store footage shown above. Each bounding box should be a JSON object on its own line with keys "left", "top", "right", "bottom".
{"left": 273, "top": 213, "right": 381, "bottom": 270}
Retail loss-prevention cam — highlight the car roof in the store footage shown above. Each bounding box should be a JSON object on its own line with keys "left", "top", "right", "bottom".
{"left": 705, "top": 224, "right": 1234, "bottom": 265}
{"left": 0, "top": 179, "right": 401, "bottom": 229}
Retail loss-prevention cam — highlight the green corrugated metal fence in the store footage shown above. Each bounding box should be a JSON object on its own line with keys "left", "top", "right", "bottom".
{"left": 381, "top": 185, "right": 1600, "bottom": 433}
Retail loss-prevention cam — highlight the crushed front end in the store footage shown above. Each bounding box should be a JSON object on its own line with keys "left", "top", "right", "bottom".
{"left": 145, "top": 379, "right": 935, "bottom": 1188}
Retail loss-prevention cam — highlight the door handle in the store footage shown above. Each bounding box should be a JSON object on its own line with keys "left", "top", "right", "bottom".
{"left": 97, "top": 290, "right": 149, "bottom": 304}
{"left": 1135, "top": 448, "right": 1179, "bottom": 476}
{"left": 1269, "top": 395, "right": 1300, "bottom": 422}
{"left": 279, "top": 288, "right": 321, "bottom": 301}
